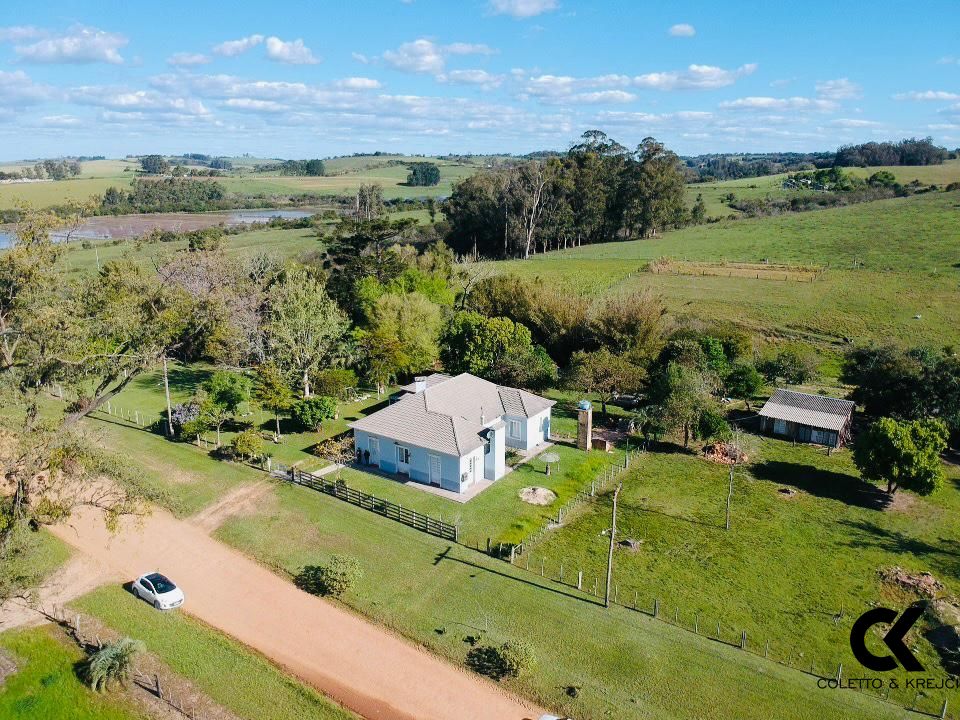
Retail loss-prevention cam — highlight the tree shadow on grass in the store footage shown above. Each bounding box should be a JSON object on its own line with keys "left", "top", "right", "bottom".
{"left": 465, "top": 646, "right": 511, "bottom": 681}
{"left": 838, "top": 519, "right": 960, "bottom": 579}
{"left": 751, "top": 460, "right": 891, "bottom": 510}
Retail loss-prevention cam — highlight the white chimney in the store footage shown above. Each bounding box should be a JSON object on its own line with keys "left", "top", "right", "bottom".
{"left": 414, "top": 376, "right": 427, "bottom": 393}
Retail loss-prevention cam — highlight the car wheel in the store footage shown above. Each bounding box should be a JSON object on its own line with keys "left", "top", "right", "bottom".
{"left": 132, "top": 586, "right": 140, "bottom": 599}
{"left": 154, "top": 599, "right": 162, "bottom": 610}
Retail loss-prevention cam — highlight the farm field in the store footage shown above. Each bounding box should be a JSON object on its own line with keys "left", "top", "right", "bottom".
{"left": 73, "top": 586, "right": 355, "bottom": 720}
{"left": 0, "top": 626, "right": 146, "bottom": 720}
{"left": 494, "top": 190, "right": 960, "bottom": 348}
{"left": 524, "top": 437, "right": 960, "bottom": 713}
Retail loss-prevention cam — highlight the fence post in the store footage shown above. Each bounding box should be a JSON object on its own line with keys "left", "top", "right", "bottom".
{"left": 155, "top": 674, "right": 163, "bottom": 700}
{"left": 835, "top": 663, "right": 842, "bottom": 684}
{"left": 577, "top": 570, "right": 582, "bottom": 590}
{"left": 653, "top": 598, "right": 659, "bottom": 617}
{"left": 740, "top": 630, "right": 747, "bottom": 650}
{"left": 941, "top": 698, "right": 948, "bottom": 720}
{"left": 634, "top": 590, "right": 638, "bottom": 610}
{"left": 764, "top": 639, "right": 769, "bottom": 658}
{"left": 540, "top": 558, "right": 545, "bottom": 577}
{"left": 559, "top": 564, "right": 563, "bottom": 583}
{"left": 694, "top": 614, "right": 699, "bottom": 634}
{"left": 510, "top": 546, "right": 515, "bottom": 564}
{"left": 674, "top": 607, "right": 679, "bottom": 624}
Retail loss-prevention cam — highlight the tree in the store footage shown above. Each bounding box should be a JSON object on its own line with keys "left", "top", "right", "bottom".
{"left": 291, "top": 395, "right": 337, "bottom": 432}
{"left": 649, "top": 362, "right": 714, "bottom": 447}
{"left": 266, "top": 267, "right": 349, "bottom": 397}
{"left": 758, "top": 344, "right": 818, "bottom": 384}
{"left": 691, "top": 193, "right": 707, "bottom": 224}
{"left": 366, "top": 292, "right": 442, "bottom": 377}
{"left": 356, "top": 184, "right": 384, "bottom": 222}
{"left": 853, "top": 417, "right": 948, "bottom": 495}
{"left": 406, "top": 162, "right": 441, "bottom": 186}
{"left": 200, "top": 370, "right": 252, "bottom": 447}
{"left": 304, "top": 159, "right": 325, "bottom": 176}
{"left": 230, "top": 428, "right": 264, "bottom": 462}
{"left": 254, "top": 362, "right": 294, "bottom": 439}
{"left": 566, "top": 348, "right": 645, "bottom": 419}
{"left": 591, "top": 289, "right": 667, "bottom": 360}
{"left": 83, "top": 638, "right": 145, "bottom": 692}
{"left": 139, "top": 154, "right": 170, "bottom": 175}
{"left": 313, "top": 368, "right": 359, "bottom": 400}
{"left": 622, "top": 137, "right": 688, "bottom": 238}
{"left": 725, "top": 362, "right": 764, "bottom": 409}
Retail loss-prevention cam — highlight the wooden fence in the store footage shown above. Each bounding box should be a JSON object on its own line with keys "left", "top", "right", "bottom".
{"left": 290, "top": 468, "right": 458, "bottom": 542}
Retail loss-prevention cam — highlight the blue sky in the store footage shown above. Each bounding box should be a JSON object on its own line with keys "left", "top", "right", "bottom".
{"left": 2, "top": 0, "right": 959, "bottom": 158}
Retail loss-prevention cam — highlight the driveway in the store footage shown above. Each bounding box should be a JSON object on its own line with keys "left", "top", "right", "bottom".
{"left": 49, "top": 505, "right": 543, "bottom": 720}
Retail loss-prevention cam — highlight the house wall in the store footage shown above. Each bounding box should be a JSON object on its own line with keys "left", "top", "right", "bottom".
{"left": 352, "top": 430, "right": 461, "bottom": 491}
{"left": 503, "top": 409, "right": 551, "bottom": 451}
{"left": 483, "top": 424, "right": 506, "bottom": 481}
{"left": 458, "top": 446, "right": 485, "bottom": 490}
{"left": 761, "top": 417, "right": 841, "bottom": 448}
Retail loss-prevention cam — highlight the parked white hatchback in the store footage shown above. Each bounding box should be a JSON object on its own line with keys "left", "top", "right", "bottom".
{"left": 132, "top": 572, "right": 184, "bottom": 610}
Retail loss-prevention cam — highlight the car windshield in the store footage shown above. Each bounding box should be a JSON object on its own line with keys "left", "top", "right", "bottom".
{"left": 146, "top": 573, "right": 176, "bottom": 594}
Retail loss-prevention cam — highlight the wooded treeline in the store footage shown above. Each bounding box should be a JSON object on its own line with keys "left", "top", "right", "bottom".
{"left": 444, "top": 131, "right": 688, "bottom": 259}
{"left": 835, "top": 137, "right": 949, "bottom": 167}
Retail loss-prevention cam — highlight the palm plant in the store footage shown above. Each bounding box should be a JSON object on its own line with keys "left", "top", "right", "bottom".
{"left": 83, "top": 637, "right": 145, "bottom": 692}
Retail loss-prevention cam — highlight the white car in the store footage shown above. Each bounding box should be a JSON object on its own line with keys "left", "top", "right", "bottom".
{"left": 132, "top": 572, "right": 184, "bottom": 610}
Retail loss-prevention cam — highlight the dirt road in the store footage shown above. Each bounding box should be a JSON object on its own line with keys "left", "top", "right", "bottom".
{"left": 49, "top": 506, "right": 543, "bottom": 720}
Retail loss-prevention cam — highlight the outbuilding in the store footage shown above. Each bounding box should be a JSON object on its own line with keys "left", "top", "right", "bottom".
{"left": 758, "top": 389, "right": 854, "bottom": 448}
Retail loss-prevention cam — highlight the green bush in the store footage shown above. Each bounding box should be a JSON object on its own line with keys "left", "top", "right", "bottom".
{"left": 291, "top": 396, "right": 337, "bottom": 431}
{"left": 82, "top": 637, "right": 145, "bottom": 692}
{"left": 466, "top": 640, "right": 534, "bottom": 680}
{"left": 313, "top": 369, "right": 359, "bottom": 400}
{"left": 294, "top": 555, "right": 363, "bottom": 598}
{"left": 230, "top": 429, "right": 264, "bottom": 461}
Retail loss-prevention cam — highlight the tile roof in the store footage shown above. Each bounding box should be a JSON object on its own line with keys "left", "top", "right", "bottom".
{"left": 759, "top": 389, "right": 854, "bottom": 432}
{"left": 398, "top": 373, "right": 452, "bottom": 393}
{"left": 349, "top": 373, "right": 555, "bottom": 456}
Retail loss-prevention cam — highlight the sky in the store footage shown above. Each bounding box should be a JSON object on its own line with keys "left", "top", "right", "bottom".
{"left": 2, "top": 0, "right": 959, "bottom": 159}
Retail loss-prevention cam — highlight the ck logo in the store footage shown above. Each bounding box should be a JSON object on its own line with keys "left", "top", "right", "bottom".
{"left": 849, "top": 605, "right": 925, "bottom": 672}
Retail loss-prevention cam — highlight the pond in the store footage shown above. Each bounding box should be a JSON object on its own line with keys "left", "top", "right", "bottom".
{"left": 0, "top": 208, "right": 317, "bottom": 248}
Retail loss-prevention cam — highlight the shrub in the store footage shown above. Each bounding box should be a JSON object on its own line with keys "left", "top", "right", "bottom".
{"left": 758, "top": 344, "right": 818, "bottom": 384}
{"left": 466, "top": 640, "right": 534, "bottom": 680}
{"left": 291, "top": 396, "right": 337, "bottom": 431}
{"left": 696, "top": 406, "right": 732, "bottom": 443}
{"left": 82, "top": 637, "right": 144, "bottom": 692}
{"left": 313, "top": 368, "right": 359, "bottom": 400}
{"left": 295, "top": 555, "right": 363, "bottom": 598}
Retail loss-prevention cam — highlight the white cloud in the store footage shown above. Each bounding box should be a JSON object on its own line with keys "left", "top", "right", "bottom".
{"left": 719, "top": 95, "right": 836, "bottom": 111}
{"left": 0, "top": 26, "right": 47, "bottom": 42}
{"left": 167, "top": 52, "right": 211, "bottom": 67}
{"left": 69, "top": 86, "right": 210, "bottom": 116}
{"left": 38, "top": 114, "right": 81, "bottom": 127}
{"left": 488, "top": 0, "right": 558, "bottom": 18}
{"left": 445, "top": 42, "right": 496, "bottom": 56}
{"left": 668, "top": 23, "right": 696, "bottom": 38}
{"left": 893, "top": 90, "right": 960, "bottom": 101}
{"left": 14, "top": 26, "right": 127, "bottom": 64}
{"left": 936, "top": 56, "right": 959, "bottom": 65}
{"left": 352, "top": 52, "right": 371, "bottom": 64}
{"left": 437, "top": 69, "right": 504, "bottom": 89}
{"left": 829, "top": 118, "right": 881, "bottom": 128}
{"left": 383, "top": 39, "right": 445, "bottom": 74}
{"left": 223, "top": 98, "right": 290, "bottom": 113}
{"left": 0, "top": 70, "right": 55, "bottom": 107}
{"left": 213, "top": 34, "right": 264, "bottom": 57}
{"left": 815, "top": 78, "right": 861, "bottom": 100}
{"left": 265, "top": 36, "right": 319, "bottom": 65}
{"left": 633, "top": 63, "right": 757, "bottom": 90}
{"left": 571, "top": 90, "right": 635, "bottom": 104}
{"left": 333, "top": 77, "right": 382, "bottom": 90}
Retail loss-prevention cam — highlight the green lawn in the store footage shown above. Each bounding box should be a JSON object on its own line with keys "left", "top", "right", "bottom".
{"left": 73, "top": 586, "right": 354, "bottom": 720}
{"left": 494, "top": 190, "right": 960, "bottom": 348}
{"left": 0, "top": 626, "right": 145, "bottom": 720}
{"left": 215, "top": 478, "right": 909, "bottom": 720}
{"left": 524, "top": 436, "right": 960, "bottom": 713}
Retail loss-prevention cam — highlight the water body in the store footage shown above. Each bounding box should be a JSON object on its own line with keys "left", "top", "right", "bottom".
{"left": 0, "top": 208, "right": 316, "bottom": 248}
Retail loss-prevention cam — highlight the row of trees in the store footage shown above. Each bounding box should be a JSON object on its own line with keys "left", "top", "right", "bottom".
{"left": 835, "top": 138, "right": 948, "bottom": 167}
{"left": 0, "top": 159, "right": 83, "bottom": 182}
{"left": 444, "top": 131, "right": 688, "bottom": 259}
{"left": 100, "top": 178, "right": 228, "bottom": 214}
{"left": 406, "top": 162, "right": 441, "bottom": 186}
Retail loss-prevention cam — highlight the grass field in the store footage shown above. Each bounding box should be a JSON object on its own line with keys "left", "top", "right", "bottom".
{"left": 524, "top": 436, "right": 960, "bottom": 712}
{"left": 0, "top": 626, "right": 145, "bottom": 720}
{"left": 214, "top": 474, "right": 910, "bottom": 720}
{"left": 73, "top": 586, "right": 354, "bottom": 720}
{"left": 494, "top": 190, "right": 960, "bottom": 348}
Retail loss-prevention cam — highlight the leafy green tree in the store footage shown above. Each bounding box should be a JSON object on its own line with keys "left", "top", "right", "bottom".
{"left": 853, "top": 417, "right": 948, "bottom": 495}
{"left": 406, "top": 162, "right": 441, "bottom": 186}
{"left": 304, "top": 159, "right": 325, "bottom": 176}
{"left": 139, "top": 154, "right": 169, "bottom": 175}
{"left": 295, "top": 555, "right": 363, "bottom": 598}
{"left": 758, "top": 344, "right": 818, "bottom": 384}
{"left": 201, "top": 370, "right": 253, "bottom": 447}
{"left": 254, "top": 363, "right": 294, "bottom": 439}
{"left": 291, "top": 395, "right": 337, "bottom": 432}
{"left": 649, "top": 362, "right": 714, "bottom": 447}
{"left": 591, "top": 289, "right": 667, "bottom": 361}
{"left": 313, "top": 368, "right": 359, "bottom": 400}
{"left": 725, "top": 362, "right": 764, "bottom": 409}
{"left": 230, "top": 428, "right": 264, "bottom": 462}
{"left": 696, "top": 406, "right": 732, "bottom": 443}
{"left": 83, "top": 638, "right": 145, "bottom": 691}
{"left": 367, "top": 292, "right": 442, "bottom": 377}
{"left": 266, "top": 267, "right": 349, "bottom": 397}
{"left": 566, "top": 348, "right": 645, "bottom": 419}
{"left": 691, "top": 193, "right": 707, "bottom": 224}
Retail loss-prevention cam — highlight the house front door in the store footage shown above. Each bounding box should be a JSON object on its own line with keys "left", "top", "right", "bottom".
{"left": 396, "top": 445, "right": 411, "bottom": 475}
{"left": 368, "top": 437, "right": 379, "bottom": 465}
{"left": 429, "top": 454, "right": 441, "bottom": 487}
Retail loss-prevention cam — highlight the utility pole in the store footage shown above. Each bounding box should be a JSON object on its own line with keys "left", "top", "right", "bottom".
{"left": 162, "top": 355, "right": 174, "bottom": 437}
{"left": 604, "top": 482, "right": 623, "bottom": 608}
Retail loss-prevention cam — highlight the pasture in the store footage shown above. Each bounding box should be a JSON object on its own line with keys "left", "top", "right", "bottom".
{"left": 494, "top": 190, "right": 960, "bottom": 348}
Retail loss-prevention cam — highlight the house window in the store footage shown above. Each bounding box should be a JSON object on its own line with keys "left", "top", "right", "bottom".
{"left": 396, "top": 445, "right": 410, "bottom": 464}
{"left": 507, "top": 419, "right": 522, "bottom": 439}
